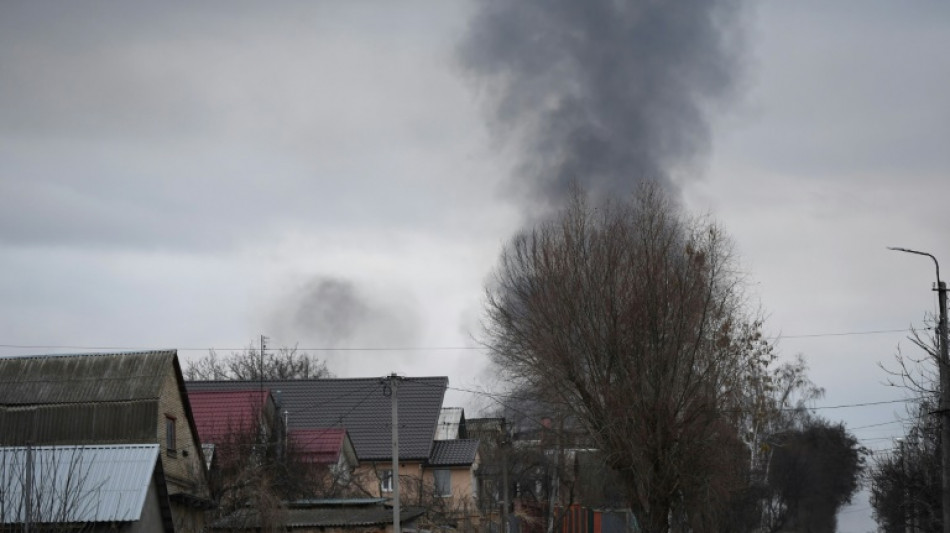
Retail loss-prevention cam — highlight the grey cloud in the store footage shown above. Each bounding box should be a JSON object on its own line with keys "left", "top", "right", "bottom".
{"left": 0, "top": 2, "right": 499, "bottom": 251}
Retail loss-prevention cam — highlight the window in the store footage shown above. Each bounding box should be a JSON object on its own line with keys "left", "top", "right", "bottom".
{"left": 434, "top": 469, "right": 451, "bottom": 497}
{"left": 165, "top": 415, "right": 177, "bottom": 456}
{"left": 380, "top": 469, "right": 393, "bottom": 493}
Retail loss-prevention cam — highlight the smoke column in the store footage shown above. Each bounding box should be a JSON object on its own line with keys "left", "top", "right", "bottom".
{"left": 459, "top": 0, "right": 746, "bottom": 211}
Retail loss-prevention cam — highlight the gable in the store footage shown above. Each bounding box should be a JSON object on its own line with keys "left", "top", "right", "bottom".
{"left": 157, "top": 361, "right": 211, "bottom": 500}
{"left": 187, "top": 377, "right": 448, "bottom": 461}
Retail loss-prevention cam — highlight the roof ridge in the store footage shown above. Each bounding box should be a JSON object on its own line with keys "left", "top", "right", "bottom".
{"left": 187, "top": 376, "right": 448, "bottom": 383}
{"left": 0, "top": 443, "right": 159, "bottom": 451}
{"left": 0, "top": 350, "right": 176, "bottom": 360}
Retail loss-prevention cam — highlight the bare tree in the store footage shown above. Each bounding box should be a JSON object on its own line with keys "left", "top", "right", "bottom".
{"left": 483, "top": 183, "right": 768, "bottom": 532}
{"left": 185, "top": 344, "right": 332, "bottom": 381}
{"left": 873, "top": 321, "right": 946, "bottom": 532}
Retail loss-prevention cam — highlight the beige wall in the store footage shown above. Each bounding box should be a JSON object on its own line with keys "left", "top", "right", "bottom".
{"left": 157, "top": 365, "right": 207, "bottom": 494}
{"left": 356, "top": 461, "right": 425, "bottom": 498}
{"left": 157, "top": 364, "right": 210, "bottom": 533}
{"left": 355, "top": 458, "right": 479, "bottom": 513}
{"left": 422, "top": 465, "right": 478, "bottom": 510}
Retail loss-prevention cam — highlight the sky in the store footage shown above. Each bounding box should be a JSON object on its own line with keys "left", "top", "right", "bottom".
{"left": 1, "top": 2, "right": 948, "bottom": 530}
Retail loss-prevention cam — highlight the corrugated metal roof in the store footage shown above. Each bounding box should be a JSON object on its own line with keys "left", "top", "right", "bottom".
{"left": 428, "top": 439, "right": 479, "bottom": 466}
{"left": 0, "top": 444, "right": 160, "bottom": 524}
{"left": 187, "top": 377, "right": 447, "bottom": 461}
{"left": 0, "top": 351, "right": 174, "bottom": 405}
{"left": 0, "top": 401, "right": 158, "bottom": 445}
{"left": 187, "top": 389, "right": 269, "bottom": 445}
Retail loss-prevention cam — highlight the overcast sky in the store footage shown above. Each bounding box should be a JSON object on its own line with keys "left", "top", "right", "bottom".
{"left": 2, "top": 2, "right": 948, "bottom": 530}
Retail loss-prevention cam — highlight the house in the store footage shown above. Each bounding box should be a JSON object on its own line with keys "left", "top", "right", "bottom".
{"left": 0, "top": 351, "right": 212, "bottom": 533}
{"left": 187, "top": 388, "right": 359, "bottom": 500}
{"left": 208, "top": 498, "right": 425, "bottom": 533}
{"left": 0, "top": 444, "right": 174, "bottom": 533}
{"left": 186, "top": 377, "right": 480, "bottom": 524}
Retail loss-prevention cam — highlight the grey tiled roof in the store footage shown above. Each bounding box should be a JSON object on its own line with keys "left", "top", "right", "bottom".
{"left": 428, "top": 438, "right": 479, "bottom": 466}
{"left": 186, "top": 377, "right": 448, "bottom": 461}
{"left": 0, "top": 351, "right": 175, "bottom": 404}
{"left": 211, "top": 505, "right": 425, "bottom": 529}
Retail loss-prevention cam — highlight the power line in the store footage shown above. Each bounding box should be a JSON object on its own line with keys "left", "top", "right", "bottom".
{"left": 778, "top": 328, "right": 923, "bottom": 339}
{"left": 0, "top": 326, "right": 929, "bottom": 353}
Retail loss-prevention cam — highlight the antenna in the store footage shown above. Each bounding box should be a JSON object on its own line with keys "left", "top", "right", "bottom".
{"left": 259, "top": 334, "right": 269, "bottom": 395}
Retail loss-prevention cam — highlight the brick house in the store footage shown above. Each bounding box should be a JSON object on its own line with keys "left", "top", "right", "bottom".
{"left": 0, "top": 351, "right": 212, "bottom": 533}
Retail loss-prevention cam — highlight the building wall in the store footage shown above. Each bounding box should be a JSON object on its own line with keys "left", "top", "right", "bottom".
{"left": 356, "top": 461, "right": 425, "bottom": 499}
{"left": 157, "top": 365, "right": 209, "bottom": 533}
{"left": 157, "top": 366, "right": 206, "bottom": 493}
{"left": 133, "top": 476, "right": 173, "bottom": 533}
{"left": 421, "top": 465, "right": 478, "bottom": 510}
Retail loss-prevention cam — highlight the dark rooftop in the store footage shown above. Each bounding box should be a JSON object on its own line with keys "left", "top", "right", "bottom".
{"left": 0, "top": 351, "right": 175, "bottom": 405}
{"left": 186, "top": 377, "right": 447, "bottom": 461}
{"left": 428, "top": 438, "right": 479, "bottom": 466}
{"left": 210, "top": 502, "right": 424, "bottom": 529}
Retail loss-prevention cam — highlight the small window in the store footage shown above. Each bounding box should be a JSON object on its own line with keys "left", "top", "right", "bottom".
{"left": 165, "top": 415, "right": 177, "bottom": 456}
{"left": 380, "top": 469, "right": 393, "bottom": 492}
{"left": 434, "top": 469, "right": 451, "bottom": 497}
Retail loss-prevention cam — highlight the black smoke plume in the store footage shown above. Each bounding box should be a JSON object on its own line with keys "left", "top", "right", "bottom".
{"left": 459, "top": 0, "right": 746, "bottom": 211}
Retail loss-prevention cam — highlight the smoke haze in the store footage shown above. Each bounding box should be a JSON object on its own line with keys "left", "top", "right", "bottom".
{"left": 459, "top": 0, "right": 747, "bottom": 212}
{"left": 267, "top": 276, "right": 422, "bottom": 376}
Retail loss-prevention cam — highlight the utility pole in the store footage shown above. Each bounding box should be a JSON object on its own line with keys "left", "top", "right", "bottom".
{"left": 389, "top": 373, "right": 401, "bottom": 533}
{"left": 259, "top": 334, "right": 268, "bottom": 395}
{"left": 889, "top": 247, "right": 950, "bottom": 533}
{"left": 501, "top": 419, "right": 510, "bottom": 533}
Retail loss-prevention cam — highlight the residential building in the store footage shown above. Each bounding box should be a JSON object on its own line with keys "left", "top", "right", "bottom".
{"left": 186, "top": 377, "right": 480, "bottom": 526}
{"left": 0, "top": 351, "right": 212, "bottom": 533}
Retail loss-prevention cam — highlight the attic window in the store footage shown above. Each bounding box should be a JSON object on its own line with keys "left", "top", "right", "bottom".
{"left": 165, "top": 415, "right": 177, "bottom": 456}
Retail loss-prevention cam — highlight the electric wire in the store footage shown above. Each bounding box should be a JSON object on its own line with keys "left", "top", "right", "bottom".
{"left": 0, "top": 325, "right": 930, "bottom": 353}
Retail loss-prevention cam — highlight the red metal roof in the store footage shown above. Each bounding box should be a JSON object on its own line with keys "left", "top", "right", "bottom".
{"left": 188, "top": 389, "right": 269, "bottom": 445}
{"left": 290, "top": 428, "right": 346, "bottom": 465}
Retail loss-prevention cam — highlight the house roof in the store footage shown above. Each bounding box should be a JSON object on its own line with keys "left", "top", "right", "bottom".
{"left": 290, "top": 428, "right": 347, "bottom": 464}
{"left": 428, "top": 438, "right": 479, "bottom": 466}
{"left": 211, "top": 502, "right": 425, "bottom": 529}
{"left": 0, "top": 444, "right": 161, "bottom": 524}
{"left": 0, "top": 351, "right": 184, "bottom": 446}
{"left": 0, "top": 401, "right": 158, "bottom": 445}
{"left": 0, "top": 351, "right": 175, "bottom": 404}
{"left": 187, "top": 389, "right": 270, "bottom": 445}
{"left": 187, "top": 377, "right": 448, "bottom": 461}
